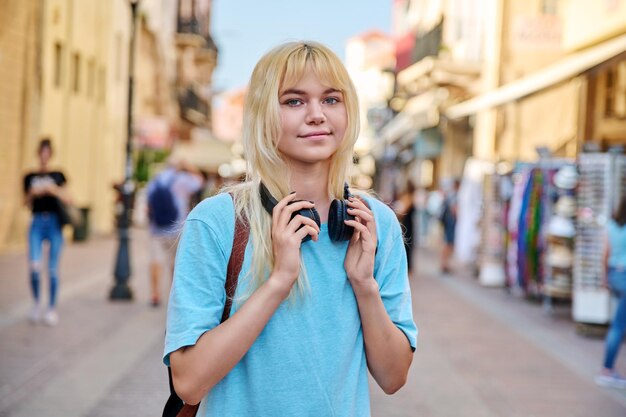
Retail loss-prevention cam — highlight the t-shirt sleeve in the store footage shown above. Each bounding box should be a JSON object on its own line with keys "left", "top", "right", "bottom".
{"left": 163, "top": 195, "right": 235, "bottom": 365}
{"left": 371, "top": 199, "right": 418, "bottom": 351}
{"left": 55, "top": 171, "right": 67, "bottom": 186}
{"left": 23, "top": 174, "right": 32, "bottom": 194}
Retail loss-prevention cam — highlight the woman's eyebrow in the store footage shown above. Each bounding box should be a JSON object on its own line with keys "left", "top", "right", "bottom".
{"left": 280, "top": 88, "right": 342, "bottom": 97}
{"left": 280, "top": 88, "right": 307, "bottom": 97}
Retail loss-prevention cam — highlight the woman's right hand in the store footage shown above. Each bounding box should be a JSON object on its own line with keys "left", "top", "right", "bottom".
{"left": 269, "top": 192, "right": 320, "bottom": 294}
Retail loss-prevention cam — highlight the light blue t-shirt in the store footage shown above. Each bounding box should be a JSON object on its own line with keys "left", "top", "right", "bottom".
{"left": 164, "top": 192, "right": 418, "bottom": 417}
{"left": 608, "top": 220, "right": 626, "bottom": 268}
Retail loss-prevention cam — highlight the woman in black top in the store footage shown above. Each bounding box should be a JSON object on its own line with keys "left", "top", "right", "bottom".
{"left": 23, "top": 138, "right": 71, "bottom": 326}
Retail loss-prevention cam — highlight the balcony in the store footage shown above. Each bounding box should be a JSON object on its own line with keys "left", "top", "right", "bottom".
{"left": 177, "top": 17, "right": 200, "bottom": 34}
{"left": 179, "top": 87, "right": 209, "bottom": 125}
{"left": 413, "top": 20, "right": 443, "bottom": 64}
{"left": 176, "top": 17, "right": 205, "bottom": 47}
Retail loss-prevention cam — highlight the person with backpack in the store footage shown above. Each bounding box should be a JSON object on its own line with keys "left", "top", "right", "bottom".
{"left": 163, "top": 41, "right": 417, "bottom": 417}
{"left": 146, "top": 159, "right": 203, "bottom": 307}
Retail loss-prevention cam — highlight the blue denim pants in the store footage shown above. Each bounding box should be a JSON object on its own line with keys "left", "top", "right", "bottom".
{"left": 603, "top": 266, "right": 626, "bottom": 370}
{"left": 28, "top": 212, "right": 64, "bottom": 308}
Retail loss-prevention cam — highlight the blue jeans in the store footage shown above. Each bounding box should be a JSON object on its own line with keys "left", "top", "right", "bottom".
{"left": 603, "top": 266, "right": 626, "bottom": 370}
{"left": 28, "top": 212, "right": 64, "bottom": 308}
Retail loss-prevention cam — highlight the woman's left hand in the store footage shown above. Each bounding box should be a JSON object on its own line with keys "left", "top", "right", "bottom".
{"left": 344, "top": 197, "right": 377, "bottom": 288}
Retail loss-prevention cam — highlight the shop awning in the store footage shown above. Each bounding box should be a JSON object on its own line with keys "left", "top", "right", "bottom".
{"left": 170, "top": 129, "right": 234, "bottom": 173}
{"left": 445, "top": 33, "right": 626, "bottom": 119}
{"left": 380, "top": 88, "right": 449, "bottom": 145}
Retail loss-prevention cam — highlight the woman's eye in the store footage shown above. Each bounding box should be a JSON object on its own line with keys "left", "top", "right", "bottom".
{"left": 284, "top": 98, "right": 303, "bottom": 106}
{"left": 323, "top": 97, "right": 340, "bottom": 105}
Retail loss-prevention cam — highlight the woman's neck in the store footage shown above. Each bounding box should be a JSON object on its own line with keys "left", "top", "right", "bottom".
{"left": 289, "top": 164, "right": 332, "bottom": 222}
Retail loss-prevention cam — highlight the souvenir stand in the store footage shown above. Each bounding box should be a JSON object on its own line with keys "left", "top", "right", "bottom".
{"left": 573, "top": 151, "right": 626, "bottom": 324}
{"left": 506, "top": 157, "right": 573, "bottom": 301}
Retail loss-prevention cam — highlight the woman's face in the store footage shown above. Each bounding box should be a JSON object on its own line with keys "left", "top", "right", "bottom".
{"left": 276, "top": 68, "right": 347, "bottom": 169}
{"left": 39, "top": 146, "right": 52, "bottom": 166}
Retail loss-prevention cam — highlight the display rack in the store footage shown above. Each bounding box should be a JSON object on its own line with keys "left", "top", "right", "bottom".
{"left": 573, "top": 152, "right": 626, "bottom": 324}
{"left": 542, "top": 165, "right": 577, "bottom": 314}
{"left": 478, "top": 173, "right": 506, "bottom": 286}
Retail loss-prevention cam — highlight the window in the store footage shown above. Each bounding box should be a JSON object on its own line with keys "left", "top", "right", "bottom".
{"left": 542, "top": 0, "right": 558, "bottom": 15}
{"left": 53, "top": 42, "right": 63, "bottom": 88}
{"left": 604, "top": 61, "right": 626, "bottom": 118}
{"left": 116, "top": 34, "right": 122, "bottom": 82}
{"left": 98, "top": 66, "right": 106, "bottom": 103}
{"left": 72, "top": 52, "right": 81, "bottom": 93}
{"left": 87, "top": 59, "right": 95, "bottom": 97}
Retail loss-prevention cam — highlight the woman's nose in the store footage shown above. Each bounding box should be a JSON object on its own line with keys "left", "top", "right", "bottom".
{"left": 305, "top": 102, "right": 326, "bottom": 124}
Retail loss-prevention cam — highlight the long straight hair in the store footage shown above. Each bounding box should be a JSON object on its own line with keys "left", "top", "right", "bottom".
{"left": 223, "top": 41, "right": 360, "bottom": 300}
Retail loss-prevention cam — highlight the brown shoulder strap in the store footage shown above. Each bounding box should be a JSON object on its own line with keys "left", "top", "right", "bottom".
{"left": 174, "top": 193, "right": 250, "bottom": 417}
{"left": 221, "top": 193, "right": 250, "bottom": 322}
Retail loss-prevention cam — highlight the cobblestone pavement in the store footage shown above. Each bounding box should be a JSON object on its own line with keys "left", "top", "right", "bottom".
{"left": 1, "top": 230, "right": 625, "bottom": 416}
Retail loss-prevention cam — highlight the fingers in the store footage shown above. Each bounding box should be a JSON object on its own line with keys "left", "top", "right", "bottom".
{"left": 274, "top": 196, "right": 316, "bottom": 230}
{"left": 286, "top": 214, "right": 320, "bottom": 240}
{"left": 271, "top": 193, "right": 319, "bottom": 243}
{"left": 271, "top": 192, "right": 297, "bottom": 231}
{"left": 344, "top": 218, "right": 371, "bottom": 240}
{"left": 347, "top": 197, "right": 377, "bottom": 239}
{"left": 294, "top": 224, "right": 320, "bottom": 242}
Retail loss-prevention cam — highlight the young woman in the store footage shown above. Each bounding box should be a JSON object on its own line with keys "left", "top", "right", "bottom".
{"left": 597, "top": 196, "right": 626, "bottom": 389}
{"left": 164, "top": 41, "right": 417, "bottom": 416}
{"left": 23, "top": 138, "right": 71, "bottom": 326}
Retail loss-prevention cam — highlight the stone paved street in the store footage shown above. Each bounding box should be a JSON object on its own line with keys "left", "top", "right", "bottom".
{"left": 0, "top": 228, "right": 625, "bottom": 416}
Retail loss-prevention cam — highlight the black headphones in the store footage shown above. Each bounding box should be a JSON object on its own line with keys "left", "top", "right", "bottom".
{"left": 259, "top": 182, "right": 355, "bottom": 242}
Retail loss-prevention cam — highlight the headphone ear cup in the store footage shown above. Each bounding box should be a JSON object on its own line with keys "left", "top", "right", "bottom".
{"left": 328, "top": 199, "right": 354, "bottom": 241}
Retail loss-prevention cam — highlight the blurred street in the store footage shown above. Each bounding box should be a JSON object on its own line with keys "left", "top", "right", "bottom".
{"left": 0, "top": 229, "right": 625, "bottom": 416}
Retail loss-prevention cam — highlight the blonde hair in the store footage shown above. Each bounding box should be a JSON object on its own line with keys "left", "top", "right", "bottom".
{"left": 224, "top": 41, "right": 360, "bottom": 300}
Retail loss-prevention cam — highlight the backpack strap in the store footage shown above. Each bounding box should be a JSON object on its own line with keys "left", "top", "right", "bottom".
{"left": 222, "top": 207, "right": 250, "bottom": 321}
{"left": 165, "top": 193, "right": 250, "bottom": 417}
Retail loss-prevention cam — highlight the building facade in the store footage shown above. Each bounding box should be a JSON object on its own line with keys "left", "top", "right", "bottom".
{"left": 0, "top": 0, "right": 42, "bottom": 250}
{"left": 345, "top": 30, "right": 396, "bottom": 192}
{"left": 377, "top": 0, "right": 484, "bottom": 198}
{"left": 445, "top": 0, "right": 626, "bottom": 161}
{"left": 0, "top": 0, "right": 202, "bottom": 252}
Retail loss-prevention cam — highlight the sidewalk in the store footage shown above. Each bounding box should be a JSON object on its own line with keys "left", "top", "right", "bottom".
{"left": 1, "top": 231, "right": 626, "bottom": 416}
{"left": 0, "top": 228, "right": 170, "bottom": 417}
{"left": 370, "top": 247, "right": 626, "bottom": 417}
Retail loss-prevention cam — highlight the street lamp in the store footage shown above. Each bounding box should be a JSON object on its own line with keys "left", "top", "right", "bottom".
{"left": 110, "top": 0, "right": 139, "bottom": 300}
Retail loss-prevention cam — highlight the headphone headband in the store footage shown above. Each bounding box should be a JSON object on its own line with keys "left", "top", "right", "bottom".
{"left": 258, "top": 181, "right": 353, "bottom": 242}
{"left": 259, "top": 182, "right": 278, "bottom": 215}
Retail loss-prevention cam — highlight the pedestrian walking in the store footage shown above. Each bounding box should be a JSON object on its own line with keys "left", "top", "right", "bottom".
{"left": 596, "top": 195, "right": 626, "bottom": 389}
{"left": 23, "top": 138, "right": 71, "bottom": 326}
{"left": 394, "top": 182, "right": 417, "bottom": 276}
{"left": 440, "top": 178, "right": 459, "bottom": 274}
{"left": 164, "top": 41, "right": 417, "bottom": 416}
{"left": 146, "top": 159, "right": 203, "bottom": 307}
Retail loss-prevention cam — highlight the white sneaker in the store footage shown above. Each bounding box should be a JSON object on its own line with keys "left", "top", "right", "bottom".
{"left": 595, "top": 372, "right": 626, "bottom": 389}
{"left": 28, "top": 305, "right": 41, "bottom": 324}
{"left": 42, "top": 309, "right": 59, "bottom": 326}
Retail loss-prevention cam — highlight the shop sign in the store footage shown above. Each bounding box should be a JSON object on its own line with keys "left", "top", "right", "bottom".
{"left": 412, "top": 126, "right": 443, "bottom": 158}
{"left": 512, "top": 15, "right": 562, "bottom": 51}
{"left": 135, "top": 117, "right": 172, "bottom": 149}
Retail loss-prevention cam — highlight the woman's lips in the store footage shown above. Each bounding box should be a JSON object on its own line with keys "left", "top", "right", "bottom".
{"left": 299, "top": 131, "right": 330, "bottom": 139}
